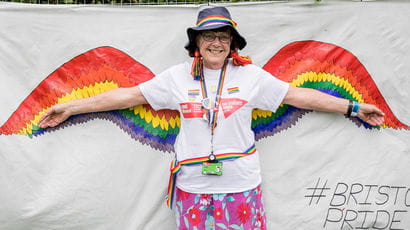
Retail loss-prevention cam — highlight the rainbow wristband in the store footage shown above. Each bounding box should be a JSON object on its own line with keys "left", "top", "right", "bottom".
{"left": 351, "top": 101, "right": 360, "bottom": 117}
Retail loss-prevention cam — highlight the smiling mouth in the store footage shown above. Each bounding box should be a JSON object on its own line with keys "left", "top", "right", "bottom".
{"left": 206, "top": 48, "right": 225, "bottom": 54}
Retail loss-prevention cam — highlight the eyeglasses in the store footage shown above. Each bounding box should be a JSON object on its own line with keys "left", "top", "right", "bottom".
{"left": 201, "top": 32, "right": 232, "bottom": 43}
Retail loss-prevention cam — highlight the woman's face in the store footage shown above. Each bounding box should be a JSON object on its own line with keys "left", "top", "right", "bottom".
{"left": 197, "top": 30, "right": 232, "bottom": 70}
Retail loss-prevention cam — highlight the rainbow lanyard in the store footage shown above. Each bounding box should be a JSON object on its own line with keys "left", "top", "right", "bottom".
{"left": 199, "top": 61, "right": 228, "bottom": 136}
{"left": 166, "top": 144, "right": 256, "bottom": 209}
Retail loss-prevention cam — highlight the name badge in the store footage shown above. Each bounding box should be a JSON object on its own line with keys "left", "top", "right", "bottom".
{"left": 202, "top": 162, "right": 223, "bottom": 176}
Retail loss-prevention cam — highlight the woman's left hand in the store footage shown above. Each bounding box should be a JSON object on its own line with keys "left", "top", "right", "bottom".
{"left": 357, "top": 103, "right": 385, "bottom": 126}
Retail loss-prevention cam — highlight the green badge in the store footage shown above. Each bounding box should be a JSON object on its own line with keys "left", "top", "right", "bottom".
{"left": 202, "top": 162, "right": 223, "bottom": 175}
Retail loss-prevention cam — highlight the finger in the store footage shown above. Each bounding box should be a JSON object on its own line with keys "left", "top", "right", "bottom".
{"left": 369, "top": 115, "right": 384, "bottom": 126}
{"left": 370, "top": 112, "right": 385, "bottom": 125}
{"left": 38, "top": 111, "right": 50, "bottom": 124}
{"left": 45, "top": 118, "right": 60, "bottom": 128}
{"left": 39, "top": 107, "right": 55, "bottom": 124}
{"left": 367, "top": 117, "right": 378, "bottom": 126}
{"left": 370, "top": 105, "right": 385, "bottom": 117}
{"left": 39, "top": 114, "right": 56, "bottom": 128}
{"left": 48, "top": 114, "right": 68, "bottom": 128}
{"left": 374, "top": 108, "right": 385, "bottom": 117}
{"left": 369, "top": 117, "right": 382, "bottom": 126}
{"left": 367, "top": 120, "right": 377, "bottom": 126}
{"left": 376, "top": 116, "right": 385, "bottom": 126}
{"left": 39, "top": 117, "right": 52, "bottom": 128}
{"left": 49, "top": 120, "right": 58, "bottom": 128}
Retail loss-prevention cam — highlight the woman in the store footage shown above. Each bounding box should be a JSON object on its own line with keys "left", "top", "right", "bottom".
{"left": 39, "top": 6, "right": 385, "bottom": 230}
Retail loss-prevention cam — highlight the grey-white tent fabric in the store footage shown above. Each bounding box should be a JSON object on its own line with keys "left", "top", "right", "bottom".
{"left": 0, "top": 1, "right": 409, "bottom": 229}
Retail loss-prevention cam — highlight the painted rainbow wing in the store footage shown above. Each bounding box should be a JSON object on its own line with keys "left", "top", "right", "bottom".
{"left": 0, "top": 46, "right": 180, "bottom": 152}
{"left": 252, "top": 40, "right": 409, "bottom": 140}
{"left": 1, "top": 42, "right": 407, "bottom": 148}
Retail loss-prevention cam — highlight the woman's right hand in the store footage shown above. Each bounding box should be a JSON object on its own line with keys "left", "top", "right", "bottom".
{"left": 38, "top": 103, "right": 72, "bottom": 129}
{"left": 38, "top": 86, "right": 147, "bottom": 129}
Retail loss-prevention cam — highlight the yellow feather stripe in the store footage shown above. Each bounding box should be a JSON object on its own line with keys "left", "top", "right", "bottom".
{"left": 20, "top": 81, "right": 120, "bottom": 135}
{"left": 252, "top": 109, "right": 273, "bottom": 120}
{"left": 131, "top": 105, "right": 180, "bottom": 130}
{"left": 290, "top": 72, "right": 364, "bottom": 103}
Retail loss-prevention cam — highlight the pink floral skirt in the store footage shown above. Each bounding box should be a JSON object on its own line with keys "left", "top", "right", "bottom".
{"left": 174, "top": 185, "right": 266, "bottom": 230}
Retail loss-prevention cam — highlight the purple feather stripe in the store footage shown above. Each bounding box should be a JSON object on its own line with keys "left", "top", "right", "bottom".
{"left": 34, "top": 112, "right": 175, "bottom": 153}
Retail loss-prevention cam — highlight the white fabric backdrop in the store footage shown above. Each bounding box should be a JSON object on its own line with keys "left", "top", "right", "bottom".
{"left": 0, "top": 1, "right": 409, "bottom": 229}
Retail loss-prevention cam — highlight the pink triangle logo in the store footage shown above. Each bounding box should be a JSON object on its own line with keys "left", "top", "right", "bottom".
{"left": 220, "top": 98, "right": 248, "bottom": 118}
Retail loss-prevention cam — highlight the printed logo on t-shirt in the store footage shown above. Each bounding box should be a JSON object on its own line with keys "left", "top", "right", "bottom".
{"left": 220, "top": 98, "right": 248, "bottom": 118}
{"left": 180, "top": 102, "right": 204, "bottom": 118}
{"left": 187, "top": 89, "right": 200, "bottom": 101}
{"left": 227, "top": 87, "right": 240, "bottom": 94}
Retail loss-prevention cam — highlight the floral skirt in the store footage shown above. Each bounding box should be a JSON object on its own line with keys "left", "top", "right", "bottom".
{"left": 173, "top": 185, "right": 266, "bottom": 230}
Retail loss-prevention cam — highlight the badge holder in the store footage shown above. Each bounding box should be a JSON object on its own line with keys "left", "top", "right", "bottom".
{"left": 202, "top": 153, "right": 223, "bottom": 176}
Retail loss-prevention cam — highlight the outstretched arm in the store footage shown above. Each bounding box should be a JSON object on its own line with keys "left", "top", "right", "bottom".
{"left": 38, "top": 86, "right": 147, "bottom": 128}
{"left": 282, "top": 86, "right": 385, "bottom": 126}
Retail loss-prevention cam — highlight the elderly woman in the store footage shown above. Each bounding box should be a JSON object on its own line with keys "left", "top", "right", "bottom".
{"left": 39, "top": 6, "right": 384, "bottom": 230}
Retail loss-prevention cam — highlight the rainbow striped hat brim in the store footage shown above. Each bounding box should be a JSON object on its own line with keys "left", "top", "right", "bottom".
{"left": 196, "top": 15, "right": 238, "bottom": 29}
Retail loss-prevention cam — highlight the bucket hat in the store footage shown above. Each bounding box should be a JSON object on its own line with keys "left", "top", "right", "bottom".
{"left": 185, "top": 6, "right": 247, "bottom": 53}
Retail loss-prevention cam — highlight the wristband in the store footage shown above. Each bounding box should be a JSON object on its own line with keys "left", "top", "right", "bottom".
{"left": 351, "top": 101, "right": 360, "bottom": 117}
{"left": 346, "top": 100, "right": 353, "bottom": 117}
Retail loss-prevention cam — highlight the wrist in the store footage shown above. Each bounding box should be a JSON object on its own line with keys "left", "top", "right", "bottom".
{"left": 346, "top": 100, "right": 360, "bottom": 117}
{"left": 61, "top": 100, "right": 78, "bottom": 116}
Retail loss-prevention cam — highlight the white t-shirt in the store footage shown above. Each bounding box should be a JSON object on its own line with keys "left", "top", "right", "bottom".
{"left": 139, "top": 59, "right": 289, "bottom": 194}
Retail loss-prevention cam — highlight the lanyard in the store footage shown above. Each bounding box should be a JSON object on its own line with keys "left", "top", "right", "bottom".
{"left": 199, "top": 61, "right": 228, "bottom": 160}
{"left": 166, "top": 144, "right": 256, "bottom": 209}
{"left": 199, "top": 61, "right": 228, "bottom": 135}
